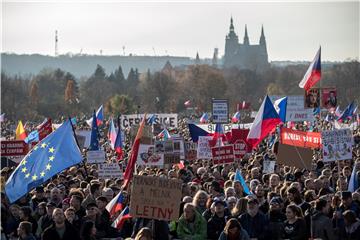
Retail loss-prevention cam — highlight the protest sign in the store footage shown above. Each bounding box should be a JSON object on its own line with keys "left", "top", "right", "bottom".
{"left": 263, "top": 161, "right": 276, "bottom": 174}
{"left": 130, "top": 175, "right": 182, "bottom": 221}
{"left": 121, "top": 114, "right": 178, "bottom": 128}
{"left": 322, "top": 129, "right": 353, "bottom": 162}
{"left": 0, "top": 140, "right": 29, "bottom": 157}
{"left": 87, "top": 150, "right": 106, "bottom": 164}
{"left": 137, "top": 144, "right": 164, "bottom": 166}
{"left": 231, "top": 129, "right": 251, "bottom": 159}
{"left": 75, "top": 130, "right": 91, "bottom": 148}
{"left": 98, "top": 163, "right": 123, "bottom": 179}
{"left": 197, "top": 136, "right": 213, "bottom": 159}
{"left": 172, "top": 136, "right": 185, "bottom": 160}
{"left": 277, "top": 143, "right": 312, "bottom": 169}
{"left": 270, "top": 95, "right": 314, "bottom": 122}
{"left": 155, "top": 140, "right": 181, "bottom": 165}
{"left": 304, "top": 88, "right": 320, "bottom": 109}
{"left": 184, "top": 142, "right": 197, "bottom": 161}
{"left": 321, "top": 87, "right": 337, "bottom": 109}
{"left": 212, "top": 145, "right": 235, "bottom": 165}
{"left": 212, "top": 99, "right": 229, "bottom": 123}
{"left": 280, "top": 128, "right": 321, "bottom": 149}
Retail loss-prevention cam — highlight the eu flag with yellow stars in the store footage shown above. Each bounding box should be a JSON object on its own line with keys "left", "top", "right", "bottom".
{"left": 5, "top": 120, "right": 83, "bottom": 203}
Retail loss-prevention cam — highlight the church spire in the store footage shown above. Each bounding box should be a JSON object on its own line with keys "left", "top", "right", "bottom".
{"left": 243, "top": 24, "right": 249, "bottom": 45}
{"left": 195, "top": 52, "right": 200, "bottom": 65}
{"left": 259, "top": 24, "right": 266, "bottom": 45}
{"left": 229, "top": 17, "right": 234, "bottom": 32}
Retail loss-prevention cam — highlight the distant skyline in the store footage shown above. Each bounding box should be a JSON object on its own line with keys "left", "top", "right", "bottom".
{"left": 2, "top": 1, "right": 359, "bottom": 61}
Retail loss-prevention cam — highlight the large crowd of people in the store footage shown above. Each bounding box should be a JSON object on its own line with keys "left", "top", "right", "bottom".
{"left": 1, "top": 113, "right": 360, "bottom": 240}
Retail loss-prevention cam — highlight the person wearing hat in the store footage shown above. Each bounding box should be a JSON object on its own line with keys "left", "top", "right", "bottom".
{"left": 267, "top": 197, "right": 286, "bottom": 240}
{"left": 81, "top": 202, "right": 108, "bottom": 239}
{"left": 238, "top": 197, "right": 269, "bottom": 240}
{"left": 207, "top": 199, "right": 229, "bottom": 240}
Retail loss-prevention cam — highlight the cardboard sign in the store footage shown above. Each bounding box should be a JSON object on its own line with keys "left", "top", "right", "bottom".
{"left": 87, "top": 150, "right": 106, "bottom": 164}
{"left": 212, "top": 99, "right": 229, "bottom": 123}
{"left": 98, "top": 163, "right": 123, "bottom": 179}
{"left": 121, "top": 114, "right": 178, "bottom": 129}
{"left": 184, "top": 142, "right": 197, "bottom": 161}
{"left": 322, "top": 129, "right": 353, "bottom": 162}
{"left": 263, "top": 161, "right": 276, "bottom": 174}
{"left": 277, "top": 143, "right": 312, "bottom": 169}
{"left": 197, "top": 136, "right": 213, "bottom": 159}
{"left": 212, "top": 145, "right": 235, "bottom": 165}
{"left": 321, "top": 88, "right": 337, "bottom": 109}
{"left": 137, "top": 144, "right": 164, "bottom": 166}
{"left": 130, "top": 175, "right": 182, "bottom": 221}
{"left": 280, "top": 128, "right": 322, "bottom": 149}
{"left": 0, "top": 140, "right": 29, "bottom": 157}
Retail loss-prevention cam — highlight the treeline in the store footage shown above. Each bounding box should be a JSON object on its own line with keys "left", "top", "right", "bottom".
{"left": 1, "top": 61, "right": 359, "bottom": 121}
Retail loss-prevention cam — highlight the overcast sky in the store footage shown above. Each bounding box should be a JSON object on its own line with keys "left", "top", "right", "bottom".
{"left": 2, "top": 1, "right": 359, "bottom": 61}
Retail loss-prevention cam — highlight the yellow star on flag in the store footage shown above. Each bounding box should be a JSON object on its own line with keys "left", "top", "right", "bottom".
{"left": 40, "top": 171, "right": 45, "bottom": 177}
{"left": 32, "top": 175, "right": 38, "bottom": 180}
{"left": 48, "top": 147, "right": 55, "bottom": 153}
{"left": 25, "top": 173, "right": 30, "bottom": 178}
{"left": 21, "top": 159, "right": 27, "bottom": 165}
{"left": 46, "top": 164, "right": 51, "bottom": 170}
{"left": 49, "top": 156, "right": 55, "bottom": 161}
{"left": 41, "top": 143, "right": 47, "bottom": 148}
{"left": 21, "top": 167, "right": 27, "bottom": 173}
{"left": 33, "top": 145, "right": 38, "bottom": 150}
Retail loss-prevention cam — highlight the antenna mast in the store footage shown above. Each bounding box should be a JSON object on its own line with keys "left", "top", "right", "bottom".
{"left": 55, "top": 30, "right": 58, "bottom": 57}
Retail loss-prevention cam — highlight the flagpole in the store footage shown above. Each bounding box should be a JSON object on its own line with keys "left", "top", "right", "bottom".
{"left": 69, "top": 117, "right": 89, "bottom": 179}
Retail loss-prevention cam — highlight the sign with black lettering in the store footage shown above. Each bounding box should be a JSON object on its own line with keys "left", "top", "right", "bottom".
{"left": 121, "top": 114, "right": 178, "bottom": 129}
{"left": 212, "top": 99, "right": 229, "bottom": 123}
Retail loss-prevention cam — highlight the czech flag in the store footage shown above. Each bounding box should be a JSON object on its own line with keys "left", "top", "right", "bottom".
{"left": 111, "top": 206, "right": 131, "bottom": 230}
{"left": 37, "top": 118, "right": 53, "bottom": 140}
{"left": 199, "top": 113, "right": 209, "bottom": 123}
{"left": 106, "top": 191, "right": 125, "bottom": 217}
{"left": 299, "top": 47, "right": 321, "bottom": 91}
{"left": 209, "top": 124, "right": 228, "bottom": 147}
{"left": 338, "top": 102, "right": 356, "bottom": 122}
{"left": 108, "top": 118, "right": 117, "bottom": 150}
{"left": 188, "top": 123, "right": 211, "bottom": 142}
{"left": 86, "top": 105, "right": 104, "bottom": 127}
{"left": 114, "top": 122, "right": 123, "bottom": 160}
{"left": 15, "top": 120, "right": 27, "bottom": 140}
{"left": 334, "top": 106, "right": 342, "bottom": 117}
{"left": 231, "top": 112, "right": 241, "bottom": 123}
{"left": 247, "top": 95, "right": 281, "bottom": 149}
{"left": 157, "top": 128, "right": 171, "bottom": 140}
{"left": 273, "top": 97, "right": 287, "bottom": 123}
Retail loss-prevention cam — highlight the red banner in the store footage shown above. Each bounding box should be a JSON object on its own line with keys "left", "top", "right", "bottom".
{"left": 231, "top": 129, "right": 251, "bottom": 158}
{"left": 212, "top": 145, "right": 234, "bottom": 165}
{"left": 1, "top": 140, "right": 29, "bottom": 157}
{"left": 280, "top": 128, "right": 322, "bottom": 149}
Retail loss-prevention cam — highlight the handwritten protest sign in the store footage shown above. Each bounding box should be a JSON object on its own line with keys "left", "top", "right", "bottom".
{"left": 98, "top": 163, "right": 123, "bottom": 179}
{"left": 197, "top": 136, "right": 213, "bottom": 159}
{"left": 130, "top": 175, "right": 182, "bottom": 221}
{"left": 212, "top": 145, "right": 235, "bottom": 165}
{"left": 322, "top": 129, "right": 353, "bottom": 162}
{"left": 184, "top": 142, "right": 197, "bottom": 161}
{"left": 87, "top": 150, "right": 106, "bottom": 164}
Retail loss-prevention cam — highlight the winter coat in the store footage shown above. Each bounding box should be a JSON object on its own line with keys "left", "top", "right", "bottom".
{"left": 41, "top": 222, "right": 79, "bottom": 240}
{"left": 340, "top": 220, "right": 360, "bottom": 240}
{"left": 177, "top": 210, "right": 207, "bottom": 240}
{"left": 218, "top": 228, "right": 250, "bottom": 240}
{"left": 311, "top": 210, "right": 336, "bottom": 240}
{"left": 238, "top": 211, "right": 269, "bottom": 240}
{"left": 207, "top": 213, "right": 228, "bottom": 240}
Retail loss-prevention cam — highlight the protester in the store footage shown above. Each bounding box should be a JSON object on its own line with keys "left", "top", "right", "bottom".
{"left": 218, "top": 218, "right": 250, "bottom": 240}
{"left": 17, "top": 221, "right": 36, "bottom": 240}
{"left": 177, "top": 203, "right": 207, "bottom": 240}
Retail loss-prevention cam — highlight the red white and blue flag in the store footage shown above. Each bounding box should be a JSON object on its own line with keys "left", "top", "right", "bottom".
{"left": 157, "top": 128, "right": 171, "bottom": 140}
{"left": 247, "top": 95, "right": 282, "bottom": 149}
{"left": 299, "top": 47, "right": 321, "bottom": 91}
{"left": 209, "top": 123, "right": 228, "bottom": 147}
{"left": 111, "top": 206, "right": 131, "bottom": 229}
{"left": 86, "top": 105, "right": 104, "bottom": 127}
{"left": 114, "top": 120, "right": 123, "bottom": 160}
{"left": 106, "top": 191, "right": 125, "bottom": 217}
{"left": 232, "top": 112, "right": 241, "bottom": 123}
{"left": 108, "top": 118, "right": 117, "bottom": 150}
{"left": 199, "top": 113, "right": 209, "bottom": 123}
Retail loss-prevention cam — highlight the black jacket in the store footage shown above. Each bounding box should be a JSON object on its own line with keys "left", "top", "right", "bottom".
{"left": 41, "top": 222, "right": 79, "bottom": 240}
{"left": 207, "top": 213, "right": 228, "bottom": 240}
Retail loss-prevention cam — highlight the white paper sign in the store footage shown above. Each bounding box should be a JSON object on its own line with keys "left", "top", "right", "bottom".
{"left": 197, "top": 136, "right": 213, "bottom": 159}
{"left": 98, "top": 163, "right": 123, "bottom": 179}
{"left": 263, "top": 161, "right": 276, "bottom": 174}
{"left": 87, "top": 150, "right": 106, "bottom": 164}
{"left": 121, "top": 113, "right": 178, "bottom": 128}
{"left": 270, "top": 95, "right": 314, "bottom": 122}
{"left": 212, "top": 99, "right": 229, "bottom": 123}
{"left": 322, "top": 129, "right": 353, "bottom": 162}
{"left": 137, "top": 144, "right": 164, "bottom": 166}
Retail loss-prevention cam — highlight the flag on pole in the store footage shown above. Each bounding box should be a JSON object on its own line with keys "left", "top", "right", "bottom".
{"left": 157, "top": 128, "right": 171, "bottom": 140}
{"left": 37, "top": 118, "right": 53, "bottom": 141}
{"left": 122, "top": 114, "right": 146, "bottom": 189}
{"left": 16, "top": 121, "right": 27, "bottom": 140}
{"left": 114, "top": 117, "right": 123, "bottom": 160}
{"left": 111, "top": 206, "right": 131, "bottom": 229}
{"left": 209, "top": 123, "right": 227, "bottom": 147}
{"left": 348, "top": 164, "right": 359, "bottom": 192}
{"left": 184, "top": 100, "right": 191, "bottom": 107}
{"left": 5, "top": 120, "right": 82, "bottom": 203}
{"left": 147, "top": 114, "right": 156, "bottom": 125}
{"left": 299, "top": 47, "right": 321, "bottom": 91}
{"left": 188, "top": 123, "right": 211, "bottom": 142}
{"left": 89, "top": 111, "right": 99, "bottom": 150}
{"left": 108, "top": 118, "right": 117, "bottom": 150}
{"left": 231, "top": 112, "right": 241, "bottom": 123}
{"left": 86, "top": 105, "right": 104, "bottom": 126}
{"left": 338, "top": 102, "right": 356, "bottom": 122}
{"left": 235, "top": 169, "right": 251, "bottom": 195}
{"left": 273, "top": 97, "right": 287, "bottom": 123}
{"left": 199, "top": 113, "right": 209, "bottom": 123}
{"left": 334, "top": 106, "right": 342, "bottom": 117}
{"left": 24, "top": 130, "right": 39, "bottom": 144}
{"left": 106, "top": 191, "right": 125, "bottom": 217}
{"left": 247, "top": 96, "right": 282, "bottom": 149}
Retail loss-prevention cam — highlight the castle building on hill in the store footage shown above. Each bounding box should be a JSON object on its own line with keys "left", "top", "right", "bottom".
{"left": 223, "top": 17, "right": 269, "bottom": 71}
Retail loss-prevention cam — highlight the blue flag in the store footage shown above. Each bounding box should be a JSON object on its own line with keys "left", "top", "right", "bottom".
{"left": 274, "top": 97, "right": 287, "bottom": 123}
{"left": 5, "top": 120, "right": 82, "bottom": 203}
{"left": 24, "top": 130, "right": 39, "bottom": 144}
{"left": 89, "top": 111, "right": 99, "bottom": 150}
{"left": 235, "top": 169, "right": 251, "bottom": 195}
{"left": 348, "top": 164, "right": 359, "bottom": 192}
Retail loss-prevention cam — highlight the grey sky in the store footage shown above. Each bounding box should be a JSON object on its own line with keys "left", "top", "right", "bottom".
{"left": 2, "top": 1, "right": 359, "bottom": 61}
